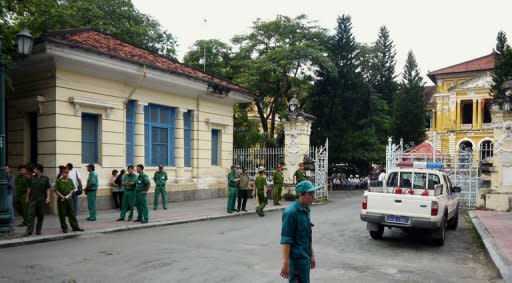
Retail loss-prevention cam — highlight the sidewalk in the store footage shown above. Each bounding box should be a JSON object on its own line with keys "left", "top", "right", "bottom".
{"left": 0, "top": 196, "right": 293, "bottom": 248}
{"left": 470, "top": 210, "right": 512, "bottom": 283}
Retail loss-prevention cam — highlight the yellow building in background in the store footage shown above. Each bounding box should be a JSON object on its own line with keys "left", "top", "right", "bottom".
{"left": 426, "top": 54, "right": 495, "bottom": 162}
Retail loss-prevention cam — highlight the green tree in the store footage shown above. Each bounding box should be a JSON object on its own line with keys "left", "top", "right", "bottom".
{"left": 0, "top": 0, "right": 177, "bottom": 61}
{"left": 371, "top": 26, "right": 397, "bottom": 108}
{"left": 233, "top": 104, "right": 264, "bottom": 148}
{"left": 231, "top": 14, "right": 331, "bottom": 145}
{"left": 183, "top": 39, "right": 232, "bottom": 79}
{"left": 491, "top": 31, "right": 512, "bottom": 105}
{"left": 307, "top": 15, "right": 382, "bottom": 172}
{"left": 393, "top": 50, "right": 426, "bottom": 145}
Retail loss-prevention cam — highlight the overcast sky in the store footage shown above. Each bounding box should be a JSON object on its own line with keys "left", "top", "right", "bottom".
{"left": 133, "top": 0, "right": 511, "bottom": 84}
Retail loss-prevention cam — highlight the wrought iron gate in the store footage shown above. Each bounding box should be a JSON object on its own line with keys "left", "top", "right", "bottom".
{"left": 314, "top": 139, "right": 329, "bottom": 200}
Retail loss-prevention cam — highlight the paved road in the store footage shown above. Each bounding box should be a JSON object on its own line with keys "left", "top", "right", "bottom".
{"left": 0, "top": 191, "right": 502, "bottom": 283}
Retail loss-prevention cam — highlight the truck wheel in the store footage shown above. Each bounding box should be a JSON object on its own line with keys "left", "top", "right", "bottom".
{"left": 447, "top": 209, "right": 459, "bottom": 230}
{"left": 432, "top": 216, "right": 446, "bottom": 246}
{"left": 369, "top": 225, "right": 384, "bottom": 240}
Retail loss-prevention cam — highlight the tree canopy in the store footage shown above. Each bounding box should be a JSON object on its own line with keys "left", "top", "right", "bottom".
{"left": 0, "top": 0, "right": 177, "bottom": 61}
{"left": 491, "top": 31, "right": 512, "bottom": 105}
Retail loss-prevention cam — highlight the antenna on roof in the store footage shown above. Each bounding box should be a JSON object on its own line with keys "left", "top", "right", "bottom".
{"left": 202, "top": 18, "right": 207, "bottom": 73}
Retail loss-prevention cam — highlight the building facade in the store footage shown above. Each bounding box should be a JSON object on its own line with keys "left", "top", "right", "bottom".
{"left": 7, "top": 29, "right": 254, "bottom": 211}
{"left": 426, "top": 54, "right": 495, "bottom": 164}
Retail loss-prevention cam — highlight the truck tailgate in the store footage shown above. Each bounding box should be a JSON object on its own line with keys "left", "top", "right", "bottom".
{"left": 366, "top": 192, "right": 432, "bottom": 218}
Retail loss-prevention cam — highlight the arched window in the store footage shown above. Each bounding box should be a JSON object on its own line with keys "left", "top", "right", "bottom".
{"left": 480, "top": 140, "right": 494, "bottom": 161}
{"left": 458, "top": 141, "right": 473, "bottom": 168}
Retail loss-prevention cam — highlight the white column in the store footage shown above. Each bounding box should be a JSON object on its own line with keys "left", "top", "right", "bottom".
{"left": 134, "top": 101, "right": 147, "bottom": 165}
{"left": 175, "top": 108, "right": 187, "bottom": 182}
{"left": 283, "top": 117, "right": 312, "bottom": 184}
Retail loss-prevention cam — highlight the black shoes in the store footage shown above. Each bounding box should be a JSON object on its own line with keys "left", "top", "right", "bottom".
{"left": 72, "top": 228, "right": 84, "bottom": 232}
{"left": 62, "top": 228, "right": 68, "bottom": 233}
{"left": 22, "top": 232, "right": 32, "bottom": 237}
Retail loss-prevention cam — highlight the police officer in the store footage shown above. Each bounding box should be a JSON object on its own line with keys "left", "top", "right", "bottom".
{"left": 226, "top": 165, "right": 239, "bottom": 213}
{"left": 23, "top": 164, "right": 51, "bottom": 237}
{"left": 85, "top": 163, "right": 98, "bottom": 221}
{"left": 294, "top": 162, "right": 306, "bottom": 184}
{"left": 14, "top": 165, "right": 30, "bottom": 227}
{"left": 280, "top": 180, "right": 318, "bottom": 283}
{"left": 54, "top": 168, "right": 83, "bottom": 233}
{"left": 116, "top": 165, "right": 137, "bottom": 221}
{"left": 273, "top": 164, "right": 284, "bottom": 206}
{"left": 253, "top": 166, "right": 268, "bottom": 217}
{"left": 153, "top": 165, "right": 168, "bottom": 210}
{"left": 134, "top": 164, "right": 150, "bottom": 223}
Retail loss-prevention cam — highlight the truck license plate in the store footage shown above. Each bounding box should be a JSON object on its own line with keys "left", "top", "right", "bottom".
{"left": 386, "top": 215, "right": 410, "bottom": 224}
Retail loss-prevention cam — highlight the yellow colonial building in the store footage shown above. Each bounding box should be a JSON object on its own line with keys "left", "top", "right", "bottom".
{"left": 426, "top": 54, "right": 495, "bottom": 163}
{"left": 7, "top": 29, "right": 254, "bottom": 211}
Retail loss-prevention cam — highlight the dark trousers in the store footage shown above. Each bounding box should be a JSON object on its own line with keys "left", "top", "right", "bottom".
{"left": 57, "top": 198, "right": 79, "bottom": 231}
{"left": 26, "top": 200, "right": 46, "bottom": 234}
{"left": 112, "top": 191, "right": 123, "bottom": 209}
{"left": 237, "top": 190, "right": 249, "bottom": 210}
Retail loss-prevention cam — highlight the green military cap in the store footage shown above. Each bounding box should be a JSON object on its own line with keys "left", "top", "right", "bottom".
{"left": 295, "top": 180, "right": 318, "bottom": 194}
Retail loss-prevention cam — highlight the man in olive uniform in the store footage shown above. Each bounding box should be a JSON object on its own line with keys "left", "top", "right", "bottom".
{"left": 14, "top": 165, "right": 30, "bottom": 227}
{"left": 153, "top": 165, "right": 168, "bottom": 210}
{"left": 54, "top": 168, "right": 83, "bottom": 233}
{"left": 280, "top": 180, "right": 318, "bottom": 283}
{"left": 253, "top": 167, "right": 268, "bottom": 217}
{"left": 294, "top": 162, "right": 306, "bottom": 184}
{"left": 23, "top": 164, "right": 51, "bottom": 236}
{"left": 273, "top": 164, "right": 284, "bottom": 206}
{"left": 134, "top": 164, "right": 150, "bottom": 223}
{"left": 227, "top": 165, "right": 239, "bottom": 213}
{"left": 117, "top": 165, "right": 137, "bottom": 221}
{"left": 85, "top": 164, "right": 98, "bottom": 221}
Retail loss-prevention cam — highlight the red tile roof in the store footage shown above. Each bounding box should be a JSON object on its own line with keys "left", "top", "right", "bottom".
{"left": 44, "top": 29, "right": 254, "bottom": 96}
{"left": 402, "top": 142, "right": 444, "bottom": 158}
{"left": 428, "top": 53, "right": 495, "bottom": 83}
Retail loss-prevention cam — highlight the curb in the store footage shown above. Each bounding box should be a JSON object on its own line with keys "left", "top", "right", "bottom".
{"left": 0, "top": 205, "right": 290, "bottom": 249}
{"left": 469, "top": 210, "right": 512, "bottom": 283}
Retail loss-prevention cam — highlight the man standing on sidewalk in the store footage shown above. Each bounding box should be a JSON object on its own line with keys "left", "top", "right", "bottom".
{"left": 294, "top": 162, "right": 306, "bottom": 184}
{"left": 153, "top": 165, "right": 168, "bottom": 210}
{"left": 14, "top": 165, "right": 30, "bottom": 227}
{"left": 280, "top": 180, "right": 317, "bottom": 283}
{"left": 227, "top": 165, "right": 239, "bottom": 213}
{"left": 237, "top": 167, "right": 250, "bottom": 212}
{"left": 85, "top": 164, "right": 98, "bottom": 221}
{"left": 23, "top": 164, "right": 51, "bottom": 237}
{"left": 135, "top": 164, "right": 150, "bottom": 223}
{"left": 273, "top": 164, "right": 284, "bottom": 206}
{"left": 54, "top": 168, "right": 83, "bottom": 233}
{"left": 117, "top": 165, "right": 137, "bottom": 221}
{"left": 66, "top": 163, "right": 82, "bottom": 215}
{"left": 254, "top": 167, "right": 268, "bottom": 217}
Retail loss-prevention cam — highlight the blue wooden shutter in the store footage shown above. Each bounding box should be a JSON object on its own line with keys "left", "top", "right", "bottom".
{"left": 146, "top": 104, "right": 175, "bottom": 166}
{"left": 184, "top": 111, "right": 192, "bottom": 167}
{"left": 82, "top": 114, "right": 99, "bottom": 164}
{"left": 211, "top": 129, "right": 219, "bottom": 166}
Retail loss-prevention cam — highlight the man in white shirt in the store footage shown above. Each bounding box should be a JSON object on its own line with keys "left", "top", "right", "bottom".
{"left": 378, "top": 170, "right": 386, "bottom": 183}
{"left": 66, "top": 163, "right": 82, "bottom": 214}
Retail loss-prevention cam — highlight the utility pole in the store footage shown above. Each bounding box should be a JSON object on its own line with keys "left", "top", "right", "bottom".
{"left": 202, "top": 18, "right": 207, "bottom": 73}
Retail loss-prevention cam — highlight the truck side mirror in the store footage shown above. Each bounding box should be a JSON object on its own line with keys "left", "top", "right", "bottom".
{"left": 451, "top": 186, "right": 462, "bottom": 193}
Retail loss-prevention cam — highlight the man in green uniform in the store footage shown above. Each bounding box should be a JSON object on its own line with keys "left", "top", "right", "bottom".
{"left": 23, "top": 164, "right": 51, "bottom": 237}
{"left": 294, "top": 162, "right": 306, "bottom": 184}
{"left": 227, "top": 165, "right": 239, "bottom": 213}
{"left": 54, "top": 168, "right": 83, "bottom": 233}
{"left": 153, "top": 165, "right": 168, "bottom": 210}
{"left": 134, "top": 164, "right": 150, "bottom": 223}
{"left": 117, "top": 165, "right": 137, "bottom": 221}
{"left": 14, "top": 165, "right": 30, "bottom": 227}
{"left": 280, "top": 180, "right": 318, "bottom": 283}
{"left": 253, "top": 167, "right": 268, "bottom": 217}
{"left": 85, "top": 163, "right": 98, "bottom": 221}
{"left": 273, "top": 164, "right": 284, "bottom": 206}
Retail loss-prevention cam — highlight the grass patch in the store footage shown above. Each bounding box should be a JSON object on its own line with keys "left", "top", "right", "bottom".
{"left": 462, "top": 211, "right": 485, "bottom": 251}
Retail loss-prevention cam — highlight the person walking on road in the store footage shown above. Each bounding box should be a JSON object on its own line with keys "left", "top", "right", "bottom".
{"left": 14, "top": 165, "right": 30, "bottom": 227}
{"left": 227, "top": 165, "right": 239, "bottom": 213}
{"left": 117, "top": 166, "right": 137, "bottom": 221}
{"left": 294, "top": 163, "right": 306, "bottom": 184}
{"left": 153, "top": 165, "right": 168, "bottom": 210}
{"left": 134, "top": 164, "right": 150, "bottom": 223}
{"left": 273, "top": 164, "right": 284, "bottom": 206}
{"left": 237, "top": 167, "right": 250, "bottom": 212}
{"left": 84, "top": 164, "right": 98, "bottom": 221}
{"left": 54, "top": 168, "right": 83, "bottom": 233}
{"left": 23, "top": 164, "right": 51, "bottom": 237}
{"left": 66, "top": 163, "right": 82, "bottom": 215}
{"left": 280, "top": 180, "right": 318, "bottom": 283}
{"left": 253, "top": 167, "right": 268, "bottom": 217}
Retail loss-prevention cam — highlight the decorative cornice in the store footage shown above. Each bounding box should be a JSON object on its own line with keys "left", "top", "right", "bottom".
{"left": 69, "top": 96, "right": 120, "bottom": 118}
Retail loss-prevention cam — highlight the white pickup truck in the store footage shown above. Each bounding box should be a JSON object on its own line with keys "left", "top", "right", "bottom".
{"left": 360, "top": 168, "right": 461, "bottom": 245}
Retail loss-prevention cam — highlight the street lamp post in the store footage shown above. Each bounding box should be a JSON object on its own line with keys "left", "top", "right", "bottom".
{"left": 0, "top": 29, "right": 33, "bottom": 233}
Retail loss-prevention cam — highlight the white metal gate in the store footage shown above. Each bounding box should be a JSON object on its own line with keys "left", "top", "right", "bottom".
{"left": 314, "top": 139, "right": 329, "bottom": 200}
